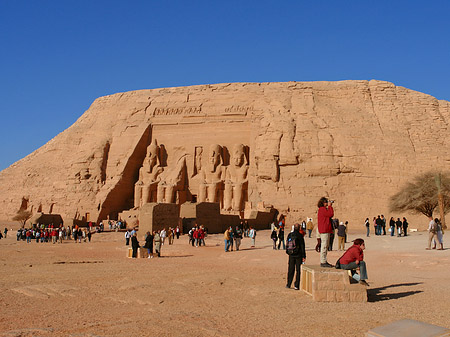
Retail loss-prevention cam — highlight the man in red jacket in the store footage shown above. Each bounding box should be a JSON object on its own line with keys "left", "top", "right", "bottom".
{"left": 339, "top": 238, "right": 369, "bottom": 286}
{"left": 317, "top": 197, "right": 334, "bottom": 268}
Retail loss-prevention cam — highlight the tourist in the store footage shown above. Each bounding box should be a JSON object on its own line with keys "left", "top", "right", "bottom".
{"left": 77, "top": 228, "right": 83, "bottom": 243}
{"left": 154, "top": 230, "right": 162, "bottom": 257}
{"left": 249, "top": 226, "right": 256, "bottom": 247}
{"left": 131, "top": 233, "right": 140, "bottom": 258}
{"left": 3, "top": 227, "right": 8, "bottom": 238}
{"left": 337, "top": 221, "right": 346, "bottom": 251}
{"left": 285, "top": 223, "right": 306, "bottom": 290}
{"left": 317, "top": 197, "right": 334, "bottom": 268}
{"left": 328, "top": 218, "right": 338, "bottom": 251}
{"left": 306, "top": 218, "right": 314, "bottom": 238}
{"left": 224, "top": 227, "right": 231, "bottom": 252}
{"left": 234, "top": 225, "right": 242, "bottom": 251}
{"left": 396, "top": 218, "right": 402, "bottom": 237}
{"left": 381, "top": 215, "right": 386, "bottom": 235}
{"left": 168, "top": 227, "right": 173, "bottom": 245}
{"left": 125, "top": 230, "right": 131, "bottom": 246}
{"left": 188, "top": 227, "right": 194, "bottom": 246}
{"left": 402, "top": 217, "right": 409, "bottom": 236}
{"left": 200, "top": 226, "right": 207, "bottom": 246}
{"left": 51, "top": 228, "right": 58, "bottom": 244}
{"left": 389, "top": 217, "right": 395, "bottom": 236}
{"left": 435, "top": 219, "right": 444, "bottom": 250}
{"left": 372, "top": 217, "right": 377, "bottom": 235}
{"left": 229, "top": 226, "right": 234, "bottom": 251}
{"left": 175, "top": 226, "right": 180, "bottom": 239}
{"left": 271, "top": 227, "right": 278, "bottom": 249}
{"left": 426, "top": 217, "right": 438, "bottom": 250}
{"left": 337, "top": 238, "right": 369, "bottom": 286}
{"left": 87, "top": 230, "right": 92, "bottom": 242}
{"left": 375, "top": 215, "right": 383, "bottom": 236}
{"left": 144, "top": 231, "right": 154, "bottom": 258}
{"left": 160, "top": 228, "right": 167, "bottom": 245}
{"left": 277, "top": 215, "right": 285, "bottom": 250}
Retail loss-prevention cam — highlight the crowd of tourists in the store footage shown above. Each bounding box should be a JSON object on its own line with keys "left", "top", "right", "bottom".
{"left": 364, "top": 215, "right": 409, "bottom": 237}
{"left": 223, "top": 223, "right": 256, "bottom": 252}
{"left": 15, "top": 224, "right": 94, "bottom": 243}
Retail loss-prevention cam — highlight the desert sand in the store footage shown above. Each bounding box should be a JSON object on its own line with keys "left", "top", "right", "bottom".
{"left": 0, "top": 225, "right": 449, "bottom": 337}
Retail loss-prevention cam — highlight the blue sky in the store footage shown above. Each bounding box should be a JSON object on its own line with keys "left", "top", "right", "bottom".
{"left": 1, "top": 1, "right": 449, "bottom": 171}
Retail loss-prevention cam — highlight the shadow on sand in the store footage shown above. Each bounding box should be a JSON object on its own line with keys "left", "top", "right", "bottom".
{"left": 368, "top": 282, "right": 423, "bottom": 302}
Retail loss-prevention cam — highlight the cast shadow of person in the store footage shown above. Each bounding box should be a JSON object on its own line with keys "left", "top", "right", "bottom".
{"left": 368, "top": 282, "right": 423, "bottom": 302}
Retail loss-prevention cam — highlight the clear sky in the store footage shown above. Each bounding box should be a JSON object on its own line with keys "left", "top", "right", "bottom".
{"left": 1, "top": 1, "right": 449, "bottom": 171}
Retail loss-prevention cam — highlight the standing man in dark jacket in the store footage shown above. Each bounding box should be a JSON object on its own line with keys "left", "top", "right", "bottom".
{"left": 131, "top": 233, "right": 140, "bottom": 258}
{"left": 285, "top": 224, "right": 306, "bottom": 290}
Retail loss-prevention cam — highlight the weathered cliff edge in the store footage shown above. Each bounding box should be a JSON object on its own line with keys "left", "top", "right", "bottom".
{"left": 1, "top": 81, "right": 449, "bottom": 229}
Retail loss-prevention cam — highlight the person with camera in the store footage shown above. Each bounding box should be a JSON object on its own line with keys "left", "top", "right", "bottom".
{"left": 317, "top": 197, "right": 334, "bottom": 268}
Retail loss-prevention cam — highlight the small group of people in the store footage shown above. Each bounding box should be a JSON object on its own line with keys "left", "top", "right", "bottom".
{"left": 427, "top": 217, "right": 445, "bottom": 250}
{"left": 188, "top": 225, "right": 207, "bottom": 247}
{"left": 365, "top": 215, "right": 408, "bottom": 237}
{"left": 16, "top": 224, "right": 93, "bottom": 244}
{"left": 224, "top": 224, "right": 255, "bottom": 251}
{"left": 129, "top": 230, "right": 163, "bottom": 258}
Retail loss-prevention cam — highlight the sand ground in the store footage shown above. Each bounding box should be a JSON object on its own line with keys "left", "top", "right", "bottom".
{"left": 0, "top": 225, "right": 449, "bottom": 337}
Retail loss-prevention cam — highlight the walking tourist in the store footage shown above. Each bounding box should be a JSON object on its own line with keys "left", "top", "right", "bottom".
{"left": 249, "top": 226, "right": 256, "bottom": 247}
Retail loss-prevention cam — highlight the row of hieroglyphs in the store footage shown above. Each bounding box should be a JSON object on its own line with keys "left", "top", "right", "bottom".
{"left": 153, "top": 106, "right": 254, "bottom": 116}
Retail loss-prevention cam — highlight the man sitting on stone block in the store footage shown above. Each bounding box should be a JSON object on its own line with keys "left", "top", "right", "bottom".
{"left": 336, "top": 238, "right": 369, "bottom": 286}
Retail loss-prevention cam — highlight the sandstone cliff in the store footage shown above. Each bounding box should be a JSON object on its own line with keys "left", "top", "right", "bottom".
{"left": 1, "top": 81, "right": 449, "bottom": 229}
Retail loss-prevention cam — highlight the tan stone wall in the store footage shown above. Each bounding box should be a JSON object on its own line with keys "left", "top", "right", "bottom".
{"left": 1, "top": 81, "right": 449, "bottom": 230}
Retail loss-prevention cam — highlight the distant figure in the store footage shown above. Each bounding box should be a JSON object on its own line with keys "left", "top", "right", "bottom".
{"left": 3, "top": 227, "right": 8, "bottom": 238}
{"left": 435, "top": 219, "right": 444, "bottom": 250}
{"left": 131, "top": 233, "right": 140, "bottom": 258}
{"left": 234, "top": 225, "right": 243, "bottom": 251}
{"left": 271, "top": 227, "right": 278, "bottom": 250}
{"left": 144, "top": 231, "right": 154, "bottom": 258}
{"left": 154, "top": 231, "right": 161, "bottom": 257}
{"left": 402, "top": 217, "right": 408, "bottom": 236}
{"left": 389, "top": 217, "right": 395, "bottom": 237}
{"left": 277, "top": 215, "right": 285, "bottom": 250}
{"left": 285, "top": 223, "right": 306, "bottom": 290}
{"left": 224, "top": 227, "right": 231, "bottom": 252}
{"left": 160, "top": 228, "right": 167, "bottom": 245}
{"left": 249, "top": 227, "right": 256, "bottom": 247}
{"left": 337, "top": 238, "right": 369, "bottom": 286}
{"left": 396, "top": 218, "right": 402, "bottom": 237}
{"left": 317, "top": 197, "right": 334, "bottom": 268}
{"left": 426, "top": 217, "right": 438, "bottom": 250}
{"left": 175, "top": 226, "right": 180, "bottom": 239}
{"left": 125, "top": 230, "right": 131, "bottom": 246}
{"left": 337, "top": 221, "right": 347, "bottom": 251}
{"left": 381, "top": 215, "right": 386, "bottom": 235}
{"left": 375, "top": 215, "right": 382, "bottom": 236}
{"left": 306, "top": 218, "right": 314, "bottom": 238}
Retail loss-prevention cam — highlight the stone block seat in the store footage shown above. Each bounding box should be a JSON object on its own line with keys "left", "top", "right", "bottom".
{"left": 300, "top": 264, "right": 367, "bottom": 302}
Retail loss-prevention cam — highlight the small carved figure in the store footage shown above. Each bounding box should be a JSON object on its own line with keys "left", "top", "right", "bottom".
{"left": 198, "top": 144, "right": 225, "bottom": 203}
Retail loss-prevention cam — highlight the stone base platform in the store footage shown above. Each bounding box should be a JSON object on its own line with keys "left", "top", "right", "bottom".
{"left": 366, "top": 319, "right": 450, "bottom": 337}
{"left": 300, "top": 264, "right": 367, "bottom": 302}
{"left": 127, "top": 248, "right": 149, "bottom": 258}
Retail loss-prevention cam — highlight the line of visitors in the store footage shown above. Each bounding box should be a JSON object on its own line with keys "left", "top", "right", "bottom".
{"left": 365, "top": 216, "right": 409, "bottom": 237}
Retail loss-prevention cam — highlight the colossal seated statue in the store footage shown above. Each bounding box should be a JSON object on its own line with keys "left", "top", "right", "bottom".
{"left": 224, "top": 144, "right": 249, "bottom": 211}
{"left": 134, "top": 140, "right": 163, "bottom": 208}
{"left": 198, "top": 144, "right": 225, "bottom": 203}
{"left": 157, "top": 156, "right": 187, "bottom": 203}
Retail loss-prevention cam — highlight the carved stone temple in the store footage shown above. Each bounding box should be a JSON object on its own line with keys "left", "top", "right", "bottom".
{"left": 2, "top": 81, "right": 450, "bottom": 231}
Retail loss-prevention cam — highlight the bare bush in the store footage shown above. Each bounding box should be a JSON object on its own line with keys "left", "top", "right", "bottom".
{"left": 389, "top": 171, "right": 450, "bottom": 218}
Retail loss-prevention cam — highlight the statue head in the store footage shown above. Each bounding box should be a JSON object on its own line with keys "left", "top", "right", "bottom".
{"left": 146, "top": 139, "right": 160, "bottom": 168}
{"left": 208, "top": 144, "right": 222, "bottom": 172}
{"left": 232, "top": 144, "right": 246, "bottom": 167}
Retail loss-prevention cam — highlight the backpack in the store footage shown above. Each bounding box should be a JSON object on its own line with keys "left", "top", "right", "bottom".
{"left": 286, "top": 234, "right": 298, "bottom": 255}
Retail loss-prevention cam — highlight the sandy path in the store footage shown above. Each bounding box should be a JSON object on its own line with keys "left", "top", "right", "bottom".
{"left": 0, "top": 227, "right": 449, "bottom": 336}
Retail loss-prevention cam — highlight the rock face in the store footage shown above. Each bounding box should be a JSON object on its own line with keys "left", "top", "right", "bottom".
{"left": 1, "top": 80, "right": 449, "bottom": 229}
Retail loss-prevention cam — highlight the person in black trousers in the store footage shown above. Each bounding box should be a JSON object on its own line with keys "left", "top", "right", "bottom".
{"left": 131, "top": 233, "right": 140, "bottom": 258}
{"left": 286, "top": 224, "right": 306, "bottom": 290}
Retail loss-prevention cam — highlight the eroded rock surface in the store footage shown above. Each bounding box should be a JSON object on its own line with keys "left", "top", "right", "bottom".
{"left": 1, "top": 81, "right": 449, "bottom": 229}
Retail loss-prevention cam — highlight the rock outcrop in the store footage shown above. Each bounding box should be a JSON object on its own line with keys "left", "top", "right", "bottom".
{"left": 1, "top": 80, "right": 449, "bottom": 229}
